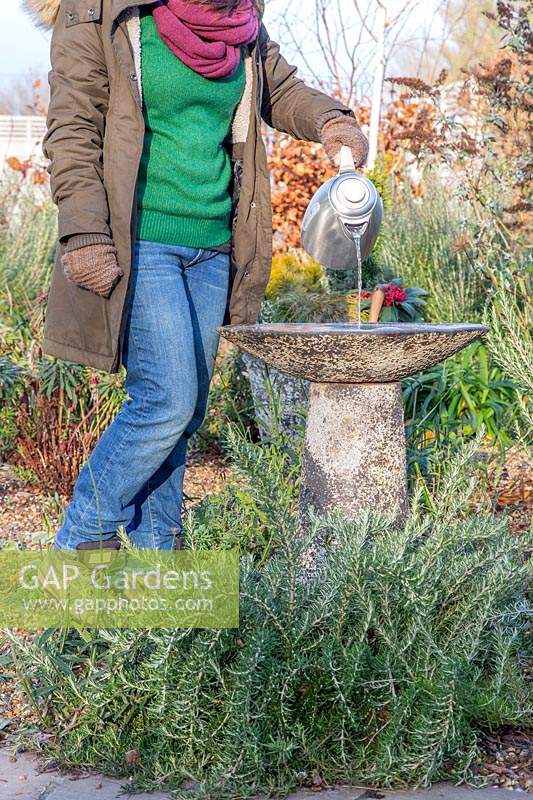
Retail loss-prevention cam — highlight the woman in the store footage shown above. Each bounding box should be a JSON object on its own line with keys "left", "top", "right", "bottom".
{"left": 26, "top": 0, "right": 368, "bottom": 550}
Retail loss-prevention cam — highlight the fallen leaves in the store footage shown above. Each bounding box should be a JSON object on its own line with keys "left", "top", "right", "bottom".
{"left": 479, "top": 729, "right": 533, "bottom": 791}
{"left": 125, "top": 749, "right": 140, "bottom": 766}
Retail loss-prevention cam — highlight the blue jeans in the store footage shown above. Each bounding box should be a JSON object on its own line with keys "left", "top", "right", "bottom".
{"left": 55, "top": 240, "right": 230, "bottom": 550}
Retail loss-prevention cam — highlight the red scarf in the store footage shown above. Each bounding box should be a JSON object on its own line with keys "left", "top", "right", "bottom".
{"left": 152, "top": 0, "right": 259, "bottom": 79}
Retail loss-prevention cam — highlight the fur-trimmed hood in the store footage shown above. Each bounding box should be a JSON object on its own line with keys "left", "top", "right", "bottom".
{"left": 24, "top": 0, "right": 265, "bottom": 30}
{"left": 23, "top": 0, "right": 61, "bottom": 29}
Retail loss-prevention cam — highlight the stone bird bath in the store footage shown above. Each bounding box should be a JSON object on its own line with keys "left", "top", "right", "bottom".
{"left": 219, "top": 322, "right": 488, "bottom": 524}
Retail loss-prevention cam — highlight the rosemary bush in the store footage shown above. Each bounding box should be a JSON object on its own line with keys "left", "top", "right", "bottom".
{"left": 8, "top": 435, "right": 532, "bottom": 798}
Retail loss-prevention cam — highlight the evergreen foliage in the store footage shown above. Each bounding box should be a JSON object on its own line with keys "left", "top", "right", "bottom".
{"left": 8, "top": 434, "right": 532, "bottom": 798}
{"left": 484, "top": 286, "right": 533, "bottom": 434}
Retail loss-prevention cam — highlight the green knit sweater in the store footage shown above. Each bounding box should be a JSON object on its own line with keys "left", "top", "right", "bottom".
{"left": 136, "top": 13, "right": 245, "bottom": 249}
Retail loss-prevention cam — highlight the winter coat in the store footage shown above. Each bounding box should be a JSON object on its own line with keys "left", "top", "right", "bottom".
{"left": 25, "top": 0, "right": 352, "bottom": 372}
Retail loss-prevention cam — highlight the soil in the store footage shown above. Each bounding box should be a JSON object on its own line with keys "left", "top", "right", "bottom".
{"left": 0, "top": 453, "right": 231, "bottom": 548}
{"left": 485, "top": 448, "right": 533, "bottom": 534}
{"left": 478, "top": 729, "right": 533, "bottom": 792}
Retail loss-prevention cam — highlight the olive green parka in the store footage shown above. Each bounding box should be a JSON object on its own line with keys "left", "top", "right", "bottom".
{"left": 26, "top": 0, "right": 352, "bottom": 372}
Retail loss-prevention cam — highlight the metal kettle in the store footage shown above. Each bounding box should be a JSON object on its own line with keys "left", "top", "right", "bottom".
{"left": 301, "top": 145, "right": 383, "bottom": 269}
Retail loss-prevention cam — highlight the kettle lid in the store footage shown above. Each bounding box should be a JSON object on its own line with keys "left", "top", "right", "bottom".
{"left": 328, "top": 144, "right": 377, "bottom": 219}
{"left": 330, "top": 174, "right": 375, "bottom": 219}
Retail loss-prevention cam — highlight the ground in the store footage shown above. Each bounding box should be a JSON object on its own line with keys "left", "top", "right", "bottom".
{"left": 0, "top": 748, "right": 517, "bottom": 800}
{"left": 0, "top": 453, "right": 230, "bottom": 549}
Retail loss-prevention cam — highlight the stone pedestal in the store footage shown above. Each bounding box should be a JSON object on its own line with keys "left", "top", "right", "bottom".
{"left": 299, "top": 382, "right": 407, "bottom": 524}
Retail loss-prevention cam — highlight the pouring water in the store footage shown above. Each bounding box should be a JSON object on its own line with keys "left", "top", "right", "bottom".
{"left": 346, "top": 223, "right": 367, "bottom": 328}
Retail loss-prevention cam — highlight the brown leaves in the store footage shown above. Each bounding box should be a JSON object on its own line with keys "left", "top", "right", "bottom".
{"left": 12, "top": 389, "right": 99, "bottom": 497}
{"left": 471, "top": 58, "right": 514, "bottom": 83}
{"left": 386, "top": 76, "right": 440, "bottom": 99}
{"left": 503, "top": 200, "right": 533, "bottom": 213}
{"left": 458, "top": 132, "right": 478, "bottom": 155}
{"left": 452, "top": 232, "right": 471, "bottom": 253}
{"left": 269, "top": 0, "right": 532, "bottom": 250}
{"left": 268, "top": 135, "right": 336, "bottom": 250}
{"left": 268, "top": 94, "right": 438, "bottom": 250}
{"left": 379, "top": 93, "right": 439, "bottom": 163}
{"left": 386, "top": 2, "right": 533, "bottom": 241}
{"left": 125, "top": 749, "right": 141, "bottom": 766}
{"left": 5, "top": 156, "right": 24, "bottom": 172}
{"left": 5, "top": 156, "right": 49, "bottom": 184}
{"left": 301, "top": 768, "right": 329, "bottom": 792}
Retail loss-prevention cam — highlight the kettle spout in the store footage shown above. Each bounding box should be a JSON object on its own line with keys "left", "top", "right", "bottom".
{"left": 343, "top": 220, "right": 369, "bottom": 238}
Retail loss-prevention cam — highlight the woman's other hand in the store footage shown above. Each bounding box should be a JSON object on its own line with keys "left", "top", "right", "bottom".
{"left": 62, "top": 243, "right": 124, "bottom": 299}
{"left": 320, "top": 115, "right": 369, "bottom": 169}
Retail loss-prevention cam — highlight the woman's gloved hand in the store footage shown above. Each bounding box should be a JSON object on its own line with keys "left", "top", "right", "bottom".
{"left": 61, "top": 241, "right": 123, "bottom": 299}
{"left": 320, "top": 115, "right": 369, "bottom": 168}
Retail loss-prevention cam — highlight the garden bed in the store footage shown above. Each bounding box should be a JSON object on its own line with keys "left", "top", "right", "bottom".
{"left": 0, "top": 454, "right": 232, "bottom": 548}
{"left": 0, "top": 430, "right": 531, "bottom": 798}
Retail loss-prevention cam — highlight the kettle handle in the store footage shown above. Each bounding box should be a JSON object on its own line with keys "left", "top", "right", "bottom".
{"left": 338, "top": 145, "right": 356, "bottom": 175}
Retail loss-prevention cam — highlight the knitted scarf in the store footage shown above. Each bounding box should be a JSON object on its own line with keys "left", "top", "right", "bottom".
{"left": 152, "top": 0, "right": 259, "bottom": 79}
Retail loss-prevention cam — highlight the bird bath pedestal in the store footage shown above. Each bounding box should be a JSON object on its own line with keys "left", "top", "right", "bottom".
{"left": 219, "top": 323, "right": 487, "bottom": 524}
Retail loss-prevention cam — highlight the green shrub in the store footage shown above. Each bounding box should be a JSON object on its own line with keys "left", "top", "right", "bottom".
{"left": 404, "top": 342, "right": 522, "bottom": 456}
{"left": 484, "top": 284, "right": 533, "bottom": 434}
{"left": 377, "top": 180, "right": 486, "bottom": 323}
{"left": 8, "top": 435, "right": 532, "bottom": 798}
{"left": 0, "top": 356, "right": 25, "bottom": 457}
{"left": 260, "top": 284, "right": 348, "bottom": 324}
{"left": 185, "top": 426, "right": 301, "bottom": 560}
{"left": 0, "top": 179, "right": 57, "bottom": 326}
{"left": 265, "top": 251, "right": 325, "bottom": 300}
{"left": 0, "top": 357, "right": 126, "bottom": 494}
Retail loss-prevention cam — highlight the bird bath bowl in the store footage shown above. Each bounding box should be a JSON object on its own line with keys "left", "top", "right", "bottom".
{"left": 219, "top": 322, "right": 488, "bottom": 523}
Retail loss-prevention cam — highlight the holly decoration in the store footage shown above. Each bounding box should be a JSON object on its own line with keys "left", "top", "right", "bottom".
{"left": 347, "top": 278, "right": 427, "bottom": 323}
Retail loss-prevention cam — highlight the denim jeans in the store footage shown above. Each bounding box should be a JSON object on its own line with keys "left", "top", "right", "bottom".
{"left": 55, "top": 240, "right": 230, "bottom": 550}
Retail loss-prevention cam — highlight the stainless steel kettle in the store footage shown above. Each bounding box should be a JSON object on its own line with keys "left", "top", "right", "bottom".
{"left": 301, "top": 145, "right": 383, "bottom": 269}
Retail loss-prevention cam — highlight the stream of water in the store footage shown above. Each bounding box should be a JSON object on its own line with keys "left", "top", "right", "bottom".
{"left": 348, "top": 227, "right": 364, "bottom": 329}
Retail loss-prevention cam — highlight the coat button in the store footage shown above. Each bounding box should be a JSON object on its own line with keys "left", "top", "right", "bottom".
{"left": 87, "top": 7, "right": 95, "bottom": 15}
{"left": 250, "top": 201, "right": 256, "bottom": 209}
{"left": 244, "top": 271, "right": 250, "bottom": 277}
{"left": 67, "top": 11, "right": 74, "bottom": 19}
{"left": 130, "top": 73, "right": 137, "bottom": 80}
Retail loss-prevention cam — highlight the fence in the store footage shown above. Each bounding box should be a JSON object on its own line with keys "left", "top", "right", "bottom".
{"left": 0, "top": 115, "right": 47, "bottom": 169}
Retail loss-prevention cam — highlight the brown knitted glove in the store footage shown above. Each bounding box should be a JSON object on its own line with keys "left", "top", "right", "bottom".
{"left": 61, "top": 243, "right": 123, "bottom": 299}
{"left": 320, "top": 115, "right": 369, "bottom": 168}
